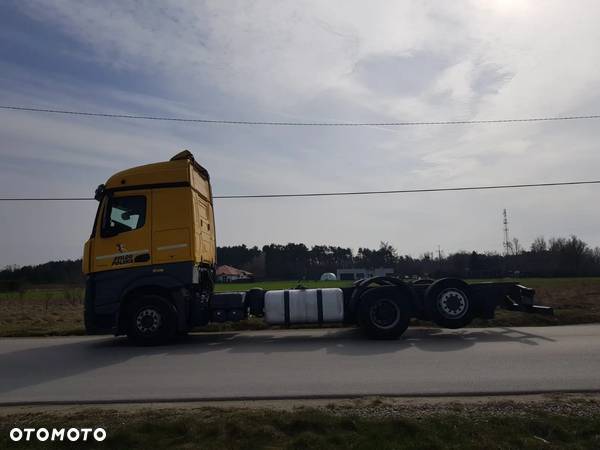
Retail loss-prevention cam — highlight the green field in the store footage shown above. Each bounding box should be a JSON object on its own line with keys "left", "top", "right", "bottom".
{"left": 214, "top": 277, "right": 600, "bottom": 291}
{"left": 214, "top": 279, "right": 352, "bottom": 292}
{"left": 1, "top": 278, "right": 600, "bottom": 337}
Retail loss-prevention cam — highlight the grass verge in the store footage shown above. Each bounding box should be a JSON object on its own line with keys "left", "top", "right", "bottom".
{"left": 1, "top": 398, "right": 600, "bottom": 449}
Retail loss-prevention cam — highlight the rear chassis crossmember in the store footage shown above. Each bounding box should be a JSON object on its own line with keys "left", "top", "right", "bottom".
{"left": 454, "top": 281, "right": 553, "bottom": 319}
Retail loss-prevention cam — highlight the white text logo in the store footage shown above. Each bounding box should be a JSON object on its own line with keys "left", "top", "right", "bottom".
{"left": 10, "top": 427, "right": 106, "bottom": 442}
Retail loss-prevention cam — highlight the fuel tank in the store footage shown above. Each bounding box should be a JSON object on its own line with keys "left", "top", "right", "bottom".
{"left": 264, "top": 288, "right": 344, "bottom": 325}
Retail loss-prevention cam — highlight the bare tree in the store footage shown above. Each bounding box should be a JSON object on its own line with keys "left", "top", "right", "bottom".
{"left": 511, "top": 238, "right": 522, "bottom": 255}
{"left": 530, "top": 236, "right": 547, "bottom": 253}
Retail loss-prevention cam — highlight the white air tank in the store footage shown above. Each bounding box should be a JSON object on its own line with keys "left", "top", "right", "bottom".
{"left": 264, "top": 288, "right": 344, "bottom": 325}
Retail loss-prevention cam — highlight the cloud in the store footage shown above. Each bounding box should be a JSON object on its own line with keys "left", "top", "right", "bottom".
{"left": 2, "top": 0, "right": 600, "bottom": 266}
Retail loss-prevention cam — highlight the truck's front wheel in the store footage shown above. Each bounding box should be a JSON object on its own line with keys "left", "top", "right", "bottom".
{"left": 127, "top": 295, "right": 176, "bottom": 346}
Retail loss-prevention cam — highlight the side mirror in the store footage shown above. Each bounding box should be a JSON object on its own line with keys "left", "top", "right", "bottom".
{"left": 121, "top": 211, "right": 131, "bottom": 221}
{"left": 94, "top": 184, "right": 106, "bottom": 201}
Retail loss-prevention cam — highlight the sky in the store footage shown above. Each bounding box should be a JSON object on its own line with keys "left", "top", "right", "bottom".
{"left": 1, "top": 0, "right": 600, "bottom": 267}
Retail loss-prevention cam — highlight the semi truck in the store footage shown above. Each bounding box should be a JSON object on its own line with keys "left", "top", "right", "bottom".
{"left": 83, "top": 150, "right": 553, "bottom": 345}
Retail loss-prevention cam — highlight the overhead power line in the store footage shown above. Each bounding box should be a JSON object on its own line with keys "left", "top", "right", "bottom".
{"left": 2, "top": 105, "right": 600, "bottom": 126}
{"left": 214, "top": 180, "right": 600, "bottom": 198}
{"left": 1, "top": 180, "right": 599, "bottom": 201}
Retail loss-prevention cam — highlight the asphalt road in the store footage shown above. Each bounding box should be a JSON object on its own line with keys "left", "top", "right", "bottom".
{"left": 1, "top": 325, "right": 600, "bottom": 405}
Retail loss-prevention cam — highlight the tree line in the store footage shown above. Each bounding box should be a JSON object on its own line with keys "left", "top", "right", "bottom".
{"left": 219, "top": 235, "right": 600, "bottom": 280}
{"left": 1, "top": 235, "right": 599, "bottom": 287}
{"left": 0, "top": 260, "right": 84, "bottom": 290}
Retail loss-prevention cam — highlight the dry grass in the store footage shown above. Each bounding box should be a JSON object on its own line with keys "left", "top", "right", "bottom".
{"left": 472, "top": 277, "right": 600, "bottom": 327}
{"left": 1, "top": 278, "right": 600, "bottom": 337}
{"left": 0, "top": 287, "right": 85, "bottom": 337}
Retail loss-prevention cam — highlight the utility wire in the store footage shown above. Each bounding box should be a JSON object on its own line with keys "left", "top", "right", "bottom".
{"left": 1, "top": 180, "right": 599, "bottom": 201}
{"left": 2, "top": 105, "right": 600, "bottom": 126}
{"left": 214, "top": 180, "right": 600, "bottom": 198}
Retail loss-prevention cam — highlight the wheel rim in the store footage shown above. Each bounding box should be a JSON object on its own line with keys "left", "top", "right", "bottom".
{"left": 135, "top": 308, "right": 162, "bottom": 335}
{"left": 437, "top": 288, "right": 469, "bottom": 319}
{"left": 369, "top": 298, "right": 401, "bottom": 330}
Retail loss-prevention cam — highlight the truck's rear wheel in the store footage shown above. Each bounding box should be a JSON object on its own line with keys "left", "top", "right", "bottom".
{"left": 425, "top": 279, "right": 474, "bottom": 329}
{"left": 127, "top": 295, "right": 176, "bottom": 346}
{"left": 358, "top": 287, "right": 411, "bottom": 339}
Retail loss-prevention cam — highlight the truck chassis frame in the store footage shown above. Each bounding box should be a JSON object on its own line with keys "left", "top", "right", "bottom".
{"left": 86, "top": 273, "right": 553, "bottom": 345}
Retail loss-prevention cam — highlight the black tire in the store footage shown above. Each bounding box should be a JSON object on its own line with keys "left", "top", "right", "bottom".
{"left": 357, "top": 286, "right": 411, "bottom": 340}
{"left": 126, "top": 295, "right": 177, "bottom": 346}
{"left": 425, "top": 279, "right": 474, "bottom": 329}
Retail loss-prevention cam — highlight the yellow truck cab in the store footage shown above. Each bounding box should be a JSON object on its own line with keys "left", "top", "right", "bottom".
{"left": 83, "top": 150, "right": 217, "bottom": 344}
{"left": 84, "top": 151, "right": 552, "bottom": 345}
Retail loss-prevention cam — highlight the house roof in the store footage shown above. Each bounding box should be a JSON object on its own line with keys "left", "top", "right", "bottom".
{"left": 216, "top": 265, "right": 252, "bottom": 276}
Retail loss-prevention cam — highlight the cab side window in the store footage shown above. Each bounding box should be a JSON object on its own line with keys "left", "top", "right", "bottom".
{"left": 101, "top": 196, "right": 146, "bottom": 237}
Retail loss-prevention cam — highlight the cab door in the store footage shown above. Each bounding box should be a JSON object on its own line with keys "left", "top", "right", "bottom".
{"left": 92, "top": 191, "right": 152, "bottom": 272}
